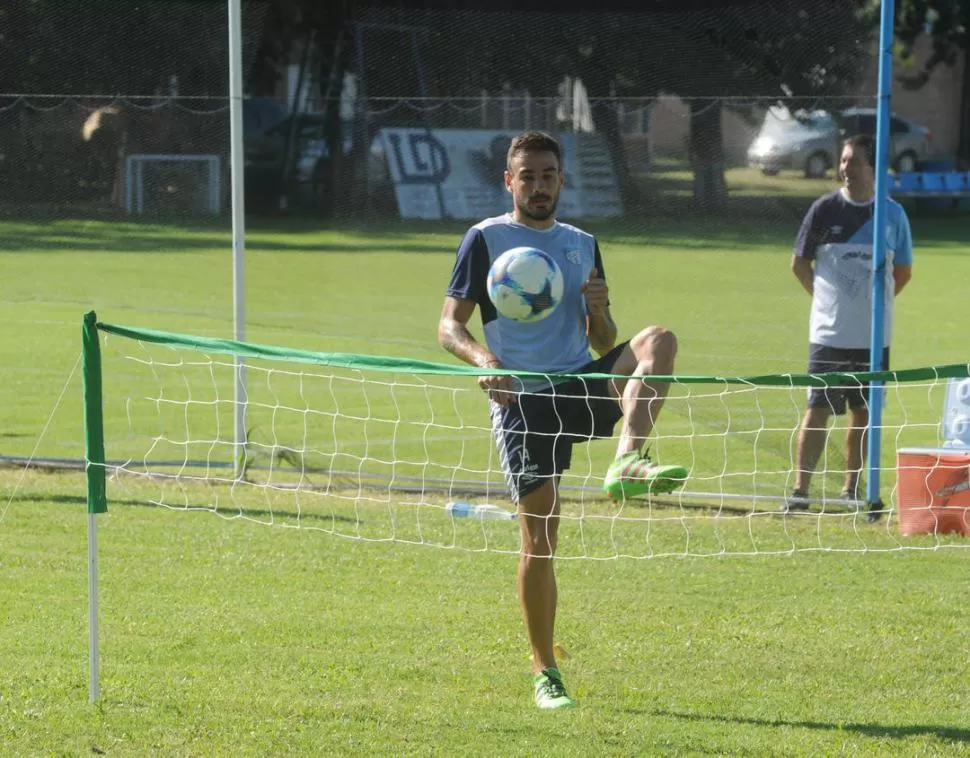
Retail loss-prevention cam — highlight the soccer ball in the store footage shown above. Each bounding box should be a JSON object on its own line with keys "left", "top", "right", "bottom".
{"left": 486, "top": 247, "right": 564, "bottom": 323}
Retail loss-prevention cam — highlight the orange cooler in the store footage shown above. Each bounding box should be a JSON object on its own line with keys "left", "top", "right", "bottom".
{"left": 896, "top": 448, "right": 970, "bottom": 536}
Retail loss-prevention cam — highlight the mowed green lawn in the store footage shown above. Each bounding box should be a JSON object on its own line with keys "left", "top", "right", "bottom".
{"left": 2, "top": 209, "right": 967, "bottom": 497}
{"left": 2, "top": 210, "right": 970, "bottom": 755}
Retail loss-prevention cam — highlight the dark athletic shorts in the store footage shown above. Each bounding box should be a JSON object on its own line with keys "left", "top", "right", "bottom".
{"left": 807, "top": 343, "right": 890, "bottom": 415}
{"left": 490, "top": 342, "right": 627, "bottom": 502}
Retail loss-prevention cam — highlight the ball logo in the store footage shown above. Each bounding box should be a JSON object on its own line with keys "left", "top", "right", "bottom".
{"left": 486, "top": 247, "right": 565, "bottom": 323}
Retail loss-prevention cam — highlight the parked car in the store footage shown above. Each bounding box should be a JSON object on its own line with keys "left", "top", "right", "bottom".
{"left": 747, "top": 106, "right": 933, "bottom": 178}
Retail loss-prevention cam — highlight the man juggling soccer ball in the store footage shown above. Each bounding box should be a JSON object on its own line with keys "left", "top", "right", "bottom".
{"left": 437, "top": 131, "right": 687, "bottom": 710}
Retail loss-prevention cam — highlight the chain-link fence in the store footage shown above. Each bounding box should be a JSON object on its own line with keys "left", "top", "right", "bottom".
{"left": 0, "top": 1, "right": 961, "bottom": 224}
{"left": 3, "top": 89, "right": 951, "bottom": 222}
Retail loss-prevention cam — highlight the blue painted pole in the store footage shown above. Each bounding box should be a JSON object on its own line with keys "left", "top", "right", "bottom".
{"left": 867, "top": 0, "right": 896, "bottom": 521}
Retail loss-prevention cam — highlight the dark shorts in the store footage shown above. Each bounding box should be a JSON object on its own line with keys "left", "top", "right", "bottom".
{"left": 807, "top": 343, "right": 890, "bottom": 415}
{"left": 491, "top": 342, "right": 627, "bottom": 502}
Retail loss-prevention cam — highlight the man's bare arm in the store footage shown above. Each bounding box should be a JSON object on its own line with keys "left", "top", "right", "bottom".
{"left": 791, "top": 255, "right": 814, "bottom": 296}
{"left": 587, "top": 307, "right": 617, "bottom": 357}
{"left": 438, "top": 296, "right": 516, "bottom": 405}
{"left": 438, "top": 296, "right": 499, "bottom": 367}
{"left": 581, "top": 268, "right": 617, "bottom": 356}
{"left": 893, "top": 264, "right": 912, "bottom": 295}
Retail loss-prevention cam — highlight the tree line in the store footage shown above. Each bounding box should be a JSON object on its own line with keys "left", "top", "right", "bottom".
{"left": 1, "top": 0, "right": 965, "bottom": 211}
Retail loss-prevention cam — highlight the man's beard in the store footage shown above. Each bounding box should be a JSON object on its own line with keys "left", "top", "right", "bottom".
{"left": 517, "top": 194, "right": 558, "bottom": 222}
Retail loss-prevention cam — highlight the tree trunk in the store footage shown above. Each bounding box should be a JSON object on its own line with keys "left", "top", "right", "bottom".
{"left": 689, "top": 99, "right": 727, "bottom": 210}
{"left": 575, "top": 60, "right": 639, "bottom": 210}
{"left": 594, "top": 97, "right": 639, "bottom": 211}
{"left": 318, "top": 24, "right": 351, "bottom": 218}
{"left": 957, "top": 46, "right": 970, "bottom": 170}
{"left": 321, "top": 81, "right": 344, "bottom": 217}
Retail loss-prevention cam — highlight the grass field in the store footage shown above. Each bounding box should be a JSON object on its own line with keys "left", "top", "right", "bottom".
{"left": 3, "top": 201, "right": 970, "bottom": 755}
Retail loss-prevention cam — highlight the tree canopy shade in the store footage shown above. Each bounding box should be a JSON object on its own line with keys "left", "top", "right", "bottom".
{"left": 315, "top": 0, "right": 878, "bottom": 207}
{"left": 351, "top": 0, "right": 788, "bottom": 12}
{"left": 897, "top": 0, "right": 970, "bottom": 73}
{"left": 896, "top": 0, "right": 970, "bottom": 165}
{"left": 0, "top": 0, "right": 235, "bottom": 96}
{"left": 0, "top": 0, "right": 881, "bottom": 211}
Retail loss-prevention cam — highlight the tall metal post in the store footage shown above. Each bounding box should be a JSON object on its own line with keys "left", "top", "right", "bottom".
{"left": 229, "top": 0, "right": 248, "bottom": 475}
{"left": 866, "top": 0, "right": 896, "bottom": 521}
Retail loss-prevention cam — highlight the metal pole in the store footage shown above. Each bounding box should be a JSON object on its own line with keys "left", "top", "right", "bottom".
{"left": 866, "top": 0, "right": 895, "bottom": 521}
{"left": 87, "top": 512, "right": 100, "bottom": 703}
{"left": 228, "top": 0, "right": 248, "bottom": 476}
{"left": 82, "top": 311, "right": 107, "bottom": 702}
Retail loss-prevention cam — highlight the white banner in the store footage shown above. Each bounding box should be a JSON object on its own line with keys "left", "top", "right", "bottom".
{"left": 378, "top": 128, "right": 622, "bottom": 220}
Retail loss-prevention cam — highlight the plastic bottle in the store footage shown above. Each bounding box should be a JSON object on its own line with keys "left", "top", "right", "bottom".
{"left": 445, "top": 501, "right": 517, "bottom": 521}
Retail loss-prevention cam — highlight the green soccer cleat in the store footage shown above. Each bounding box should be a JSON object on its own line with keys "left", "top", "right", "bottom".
{"left": 533, "top": 668, "right": 576, "bottom": 710}
{"left": 603, "top": 450, "right": 688, "bottom": 501}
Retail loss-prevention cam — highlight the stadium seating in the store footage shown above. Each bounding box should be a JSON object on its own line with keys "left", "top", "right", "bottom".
{"left": 890, "top": 170, "right": 970, "bottom": 198}
{"left": 943, "top": 172, "right": 967, "bottom": 192}
{"left": 894, "top": 172, "right": 921, "bottom": 193}
{"left": 921, "top": 172, "right": 946, "bottom": 193}
{"left": 886, "top": 170, "right": 970, "bottom": 213}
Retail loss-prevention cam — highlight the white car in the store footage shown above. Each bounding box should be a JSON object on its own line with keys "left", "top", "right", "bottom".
{"left": 748, "top": 106, "right": 933, "bottom": 178}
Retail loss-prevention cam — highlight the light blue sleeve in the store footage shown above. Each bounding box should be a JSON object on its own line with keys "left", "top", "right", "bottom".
{"left": 894, "top": 205, "right": 913, "bottom": 266}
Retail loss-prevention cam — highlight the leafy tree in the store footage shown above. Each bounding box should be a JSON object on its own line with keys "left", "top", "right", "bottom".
{"left": 0, "top": 1, "right": 240, "bottom": 203}
{"left": 252, "top": 0, "right": 880, "bottom": 212}
{"left": 639, "top": 1, "right": 879, "bottom": 208}
{"left": 0, "top": 0, "right": 230, "bottom": 96}
{"left": 896, "top": 0, "right": 970, "bottom": 166}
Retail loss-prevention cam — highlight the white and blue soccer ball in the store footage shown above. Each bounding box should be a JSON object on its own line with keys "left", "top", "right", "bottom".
{"left": 486, "top": 247, "right": 564, "bottom": 323}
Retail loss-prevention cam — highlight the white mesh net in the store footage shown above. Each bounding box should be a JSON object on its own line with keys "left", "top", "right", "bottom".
{"left": 93, "top": 325, "right": 970, "bottom": 559}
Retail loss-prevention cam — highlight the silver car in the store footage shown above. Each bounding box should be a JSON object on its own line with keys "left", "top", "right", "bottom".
{"left": 747, "top": 106, "right": 933, "bottom": 178}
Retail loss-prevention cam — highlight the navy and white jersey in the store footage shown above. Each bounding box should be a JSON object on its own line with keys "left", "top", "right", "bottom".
{"left": 446, "top": 213, "right": 604, "bottom": 383}
{"left": 794, "top": 190, "right": 913, "bottom": 349}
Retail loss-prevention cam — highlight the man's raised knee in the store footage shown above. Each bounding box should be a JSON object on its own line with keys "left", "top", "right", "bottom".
{"left": 631, "top": 326, "right": 677, "bottom": 367}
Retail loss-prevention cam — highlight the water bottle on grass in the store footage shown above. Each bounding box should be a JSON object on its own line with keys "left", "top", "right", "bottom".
{"left": 445, "top": 501, "right": 517, "bottom": 521}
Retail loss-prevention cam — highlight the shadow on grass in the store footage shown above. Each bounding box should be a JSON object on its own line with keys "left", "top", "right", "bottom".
{"left": 1, "top": 196, "right": 969, "bottom": 255}
{"left": 0, "top": 223, "right": 461, "bottom": 255}
{"left": 654, "top": 709, "right": 970, "bottom": 743}
{"left": 8, "top": 492, "right": 359, "bottom": 526}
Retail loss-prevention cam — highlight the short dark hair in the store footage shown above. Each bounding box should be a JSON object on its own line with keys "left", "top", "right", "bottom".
{"left": 507, "top": 131, "right": 562, "bottom": 171}
{"left": 843, "top": 134, "right": 876, "bottom": 168}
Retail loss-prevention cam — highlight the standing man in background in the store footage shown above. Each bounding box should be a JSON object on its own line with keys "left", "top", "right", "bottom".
{"left": 787, "top": 134, "right": 913, "bottom": 512}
